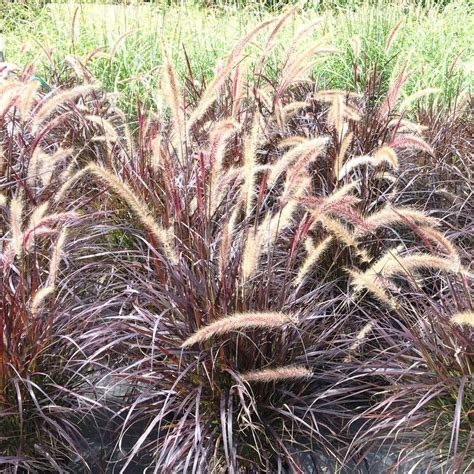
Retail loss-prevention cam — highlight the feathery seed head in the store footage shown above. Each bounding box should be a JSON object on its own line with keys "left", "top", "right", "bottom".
{"left": 294, "top": 236, "right": 333, "bottom": 286}
{"left": 347, "top": 269, "right": 398, "bottom": 309}
{"left": 358, "top": 206, "right": 439, "bottom": 236}
{"left": 181, "top": 311, "right": 297, "bottom": 348}
{"left": 349, "top": 321, "right": 375, "bottom": 352}
{"left": 241, "top": 365, "right": 312, "bottom": 383}
{"left": 32, "top": 84, "right": 98, "bottom": 131}
{"left": 31, "top": 286, "right": 55, "bottom": 316}
{"left": 451, "top": 311, "right": 474, "bottom": 328}
{"left": 10, "top": 196, "right": 24, "bottom": 257}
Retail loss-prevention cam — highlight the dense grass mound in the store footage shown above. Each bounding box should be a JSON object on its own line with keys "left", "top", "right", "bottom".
{"left": 1, "top": 5, "right": 472, "bottom": 473}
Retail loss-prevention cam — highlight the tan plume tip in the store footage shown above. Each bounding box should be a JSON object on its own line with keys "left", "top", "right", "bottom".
{"left": 161, "top": 40, "right": 184, "bottom": 142}
{"left": 151, "top": 135, "right": 164, "bottom": 173}
{"left": 0, "top": 145, "right": 5, "bottom": 175}
{"left": 390, "top": 134, "right": 433, "bottom": 154}
{"left": 208, "top": 119, "right": 240, "bottom": 168}
{"left": 240, "top": 116, "right": 260, "bottom": 217}
{"left": 86, "top": 164, "right": 179, "bottom": 265}
{"left": 218, "top": 205, "right": 240, "bottom": 274}
{"left": 208, "top": 119, "right": 241, "bottom": 207}
{"left": 367, "top": 246, "right": 404, "bottom": 275}
{"left": 231, "top": 63, "right": 246, "bottom": 119}
{"left": 293, "top": 236, "right": 333, "bottom": 286}
{"left": 317, "top": 215, "right": 369, "bottom": 262}
{"left": 374, "top": 146, "right": 398, "bottom": 170}
{"left": 241, "top": 224, "right": 264, "bottom": 283}
{"left": 18, "top": 80, "right": 40, "bottom": 119}
{"left": 337, "top": 146, "right": 398, "bottom": 180}
{"left": 347, "top": 269, "right": 398, "bottom": 309}
{"left": 373, "top": 172, "right": 397, "bottom": 183}
{"left": 54, "top": 167, "right": 89, "bottom": 203}
{"left": 186, "top": 17, "right": 277, "bottom": 133}
{"left": 379, "top": 253, "right": 464, "bottom": 279}
{"left": 270, "top": 197, "right": 301, "bottom": 240}
{"left": 282, "top": 101, "right": 310, "bottom": 116}
{"left": 277, "top": 136, "right": 307, "bottom": 149}
{"left": 64, "top": 55, "right": 87, "bottom": 80}
{"left": 330, "top": 181, "right": 359, "bottom": 201}
{"left": 0, "top": 83, "right": 22, "bottom": 117}
{"left": 85, "top": 115, "right": 118, "bottom": 141}
{"left": 337, "top": 155, "right": 373, "bottom": 180}
{"left": 31, "top": 286, "right": 55, "bottom": 315}
{"left": 32, "top": 84, "right": 98, "bottom": 130}
{"left": 28, "top": 146, "right": 73, "bottom": 188}
{"left": 418, "top": 226, "right": 460, "bottom": 262}
{"left": 334, "top": 132, "right": 353, "bottom": 179}
{"left": 181, "top": 312, "right": 297, "bottom": 348}
{"left": 450, "top": 311, "right": 474, "bottom": 328}
{"left": 0, "top": 194, "right": 6, "bottom": 206}
{"left": 327, "top": 94, "right": 346, "bottom": 138}
{"left": 241, "top": 365, "right": 312, "bottom": 383}
{"left": 48, "top": 228, "right": 68, "bottom": 286}
{"left": 349, "top": 322, "right": 375, "bottom": 352}
{"left": 358, "top": 206, "right": 439, "bottom": 236}
{"left": 28, "top": 202, "right": 50, "bottom": 231}
{"left": 254, "top": 5, "right": 299, "bottom": 75}
{"left": 282, "top": 18, "right": 324, "bottom": 69}
{"left": 269, "top": 136, "right": 329, "bottom": 188}
{"left": 10, "top": 196, "right": 24, "bottom": 257}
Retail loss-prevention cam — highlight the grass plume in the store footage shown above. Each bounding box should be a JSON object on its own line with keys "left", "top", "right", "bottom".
{"left": 451, "top": 311, "right": 474, "bottom": 328}
{"left": 9, "top": 196, "right": 24, "bottom": 257}
{"left": 294, "top": 236, "right": 333, "bottom": 286}
{"left": 87, "top": 163, "right": 179, "bottom": 265}
{"left": 241, "top": 365, "right": 313, "bottom": 383}
{"left": 181, "top": 312, "right": 297, "bottom": 347}
{"left": 32, "top": 84, "right": 98, "bottom": 130}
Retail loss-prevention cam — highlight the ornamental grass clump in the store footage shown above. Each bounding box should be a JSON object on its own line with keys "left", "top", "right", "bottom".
{"left": 60, "top": 15, "right": 368, "bottom": 472}
{"left": 0, "top": 201, "right": 84, "bottom": 471}
{"left": 58, "top": 10, "right": 471, "bottom": 471}
{"left": 0, "top": 70, "right": 119, "bottom": 472}
{"left": 1, "top": 7, "right": 472, "bottom": 472}
{"left": 347, "top": 282, "right": 473, "bottom": 472}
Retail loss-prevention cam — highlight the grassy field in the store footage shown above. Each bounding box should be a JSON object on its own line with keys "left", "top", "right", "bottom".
{"left": 2, "top": 0, "right": 473, "bottom": 112}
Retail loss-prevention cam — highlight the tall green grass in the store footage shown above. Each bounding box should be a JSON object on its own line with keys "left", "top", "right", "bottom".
{"left": 2, "top": 0, "right": 472, "bottom": 112}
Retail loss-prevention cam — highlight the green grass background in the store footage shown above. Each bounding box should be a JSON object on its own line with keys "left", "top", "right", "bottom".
{"left": 1, "top": 1, "right": 472, "bottom": 112}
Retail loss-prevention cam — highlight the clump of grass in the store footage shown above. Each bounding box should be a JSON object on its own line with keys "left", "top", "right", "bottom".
{"left": 0, "top": 73, "right": 119, "bottom": 472}
{"left": 348, "top": 283, "right": 473, "bottom": 472}
{"left": 49, "top": 13, "right": 359, "bottom": 471}
{"left": 0, "top": 204, "right": 83, "bottom": 471}
{"left": 53, "top": 10, "right": 471, "bottom": 471}
{"left": 1, "top": 5, "right": 472, "bottom": 471}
